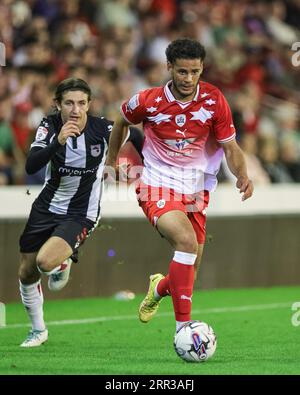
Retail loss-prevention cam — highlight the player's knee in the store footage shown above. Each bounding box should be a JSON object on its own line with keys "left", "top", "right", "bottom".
{"left": 175, "top": 233, "right": 198, "bottom": 254}
{"left": 36, "top": 255, "right": 52, "bottom": 273}
{"left": 19, "top": 263, "right": 39, "bottom": 283}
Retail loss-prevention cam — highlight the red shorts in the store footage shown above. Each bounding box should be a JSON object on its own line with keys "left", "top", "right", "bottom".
{"left": 136, "top": 182, "right": 209, "bottom": 244}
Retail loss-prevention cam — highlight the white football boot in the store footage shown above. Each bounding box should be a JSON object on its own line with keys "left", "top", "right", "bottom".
{"left": 48, "top": 258, "right": 72, "bottom": 292}
{"left": 20, "top": 329, "right": 48, "bottom": 348}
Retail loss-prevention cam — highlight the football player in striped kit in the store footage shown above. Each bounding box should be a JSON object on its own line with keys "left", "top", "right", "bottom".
{"left": 18, "top": 78, "right": 143, "bottom": 347}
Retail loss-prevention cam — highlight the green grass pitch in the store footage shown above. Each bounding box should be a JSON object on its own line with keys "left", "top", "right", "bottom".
{"left": 0, "top": 286, "right": 299, "bottom": 375}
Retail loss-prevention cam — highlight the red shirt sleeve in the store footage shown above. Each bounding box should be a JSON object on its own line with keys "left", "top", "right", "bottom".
{"left": 213, "top": 91, "right": 236, "bottom": 143}
{"left": 120, "top": 90, "right": 148, "bottom": 125}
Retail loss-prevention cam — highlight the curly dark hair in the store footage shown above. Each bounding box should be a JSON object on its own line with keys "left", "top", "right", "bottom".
{"left": 165, "top": 38, "right": 206, "bottom": 64}
{"left": 54, "top": 78, "right": 91, "bottom": 103}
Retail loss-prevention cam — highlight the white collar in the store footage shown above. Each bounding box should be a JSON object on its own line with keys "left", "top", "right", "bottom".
{"left": 164, "top": 80, "right": 200, "bottom": 104}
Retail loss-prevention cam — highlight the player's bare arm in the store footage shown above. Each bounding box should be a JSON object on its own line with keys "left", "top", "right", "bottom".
{"left": 57, "top": 120, "right": 80, "bottom": 145}
{"left": 222, "top": 139, "right": 254, "bottom": 201}
{"left": 106, "top": 113, "right": 130, "bottom": 168}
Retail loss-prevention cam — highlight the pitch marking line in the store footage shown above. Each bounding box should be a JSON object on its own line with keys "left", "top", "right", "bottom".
{"left": 1, "top": 302, "right": 292, "bottom": 329}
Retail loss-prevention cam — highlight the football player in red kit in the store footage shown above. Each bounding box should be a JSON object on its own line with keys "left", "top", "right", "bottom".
{"left": 106, "top": 38, "right": 253, "bottom": 333}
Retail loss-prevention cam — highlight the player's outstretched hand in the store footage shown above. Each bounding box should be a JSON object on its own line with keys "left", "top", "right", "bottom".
{"left": 236, "top": 176, "right": 254, "bottom": 201}
{"left": 58, "top": 121, "right": 80, "bottom": 145}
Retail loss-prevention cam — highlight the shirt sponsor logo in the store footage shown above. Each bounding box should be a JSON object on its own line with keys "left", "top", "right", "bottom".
{"left": 58, "top": 166, "right": 99, "bottom": 176}
{"left": 164, "top": 137, "right": 196, "bottom": 151}
{"left": 167, "top": 149, "right": 193, "bottom": 157}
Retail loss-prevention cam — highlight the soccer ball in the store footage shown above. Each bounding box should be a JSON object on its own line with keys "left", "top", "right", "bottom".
{"left": 174, "top": 320, "right": 217, "bottom": 362}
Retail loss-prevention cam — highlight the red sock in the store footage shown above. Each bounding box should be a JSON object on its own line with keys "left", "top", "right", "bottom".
{"left": 157, "top": 275, "right": 170, "bottom": 296}
{"left": 168, "top": 252, "right": 196, "bottom": 322}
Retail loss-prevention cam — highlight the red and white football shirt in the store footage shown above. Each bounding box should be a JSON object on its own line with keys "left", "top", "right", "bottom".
{"left": 120, "top": 81, "right": 236, "bottom": 194}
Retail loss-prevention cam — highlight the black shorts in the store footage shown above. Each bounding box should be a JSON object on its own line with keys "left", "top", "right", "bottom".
{"left": 19, "top": 205, "right": 96, "bottom": 254}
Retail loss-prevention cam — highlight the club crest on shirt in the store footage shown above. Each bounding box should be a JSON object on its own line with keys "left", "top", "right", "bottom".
{"left": 91, "top": 144, "right": 101, "bottom": 157}
{"left": 175, "top": 114, "right": 186, "bottom": 127}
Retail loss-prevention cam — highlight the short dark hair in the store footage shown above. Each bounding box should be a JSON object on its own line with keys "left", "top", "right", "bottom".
{"left": 54, "top": 78, "right": 91, "bottom": 103}
{"left": 165, "top": 38, "right": 206, "bottom": 64}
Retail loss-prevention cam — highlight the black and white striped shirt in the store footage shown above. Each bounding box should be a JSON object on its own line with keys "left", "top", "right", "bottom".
{"left": 27, "top": 113, "right": 141, "bottom": 222}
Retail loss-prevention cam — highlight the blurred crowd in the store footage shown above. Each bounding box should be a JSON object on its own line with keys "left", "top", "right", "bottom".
{"left": 0, "top": 0, "right": 300, "bottom": 186}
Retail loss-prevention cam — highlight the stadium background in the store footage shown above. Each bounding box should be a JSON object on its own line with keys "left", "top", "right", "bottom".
{"left": 0, "top": 0, "right": 300, "bottom": 303}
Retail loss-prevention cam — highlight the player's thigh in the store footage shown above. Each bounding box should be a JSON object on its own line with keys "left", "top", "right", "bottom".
{"left": 19, "top": 252, "right": 39, "bottom": 283}
{"left": 37, "top": 218, "right": 95, "bottom": 269}
{"left": 52, "top": 217, "right": 95, "bottom": 252}
{"left": 156, "top": 210, "right": 198, "bottom": 253}
{"left": 37, "top": 236, "right": 73, "bottom": 270}
{"left": 19, "top": 207, "right": 57, "bottom": 254}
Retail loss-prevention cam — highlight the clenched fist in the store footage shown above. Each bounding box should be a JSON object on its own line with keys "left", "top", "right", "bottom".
{"left": 58, "top": 121, "right": 80, "bottom": 145}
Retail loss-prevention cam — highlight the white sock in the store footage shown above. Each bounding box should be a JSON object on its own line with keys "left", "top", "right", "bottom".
{"left": 176, "top": 321, "right": 189, "bottom": 333}
{"left": 19, "top": 279, "right": 46, "bottom": 331}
